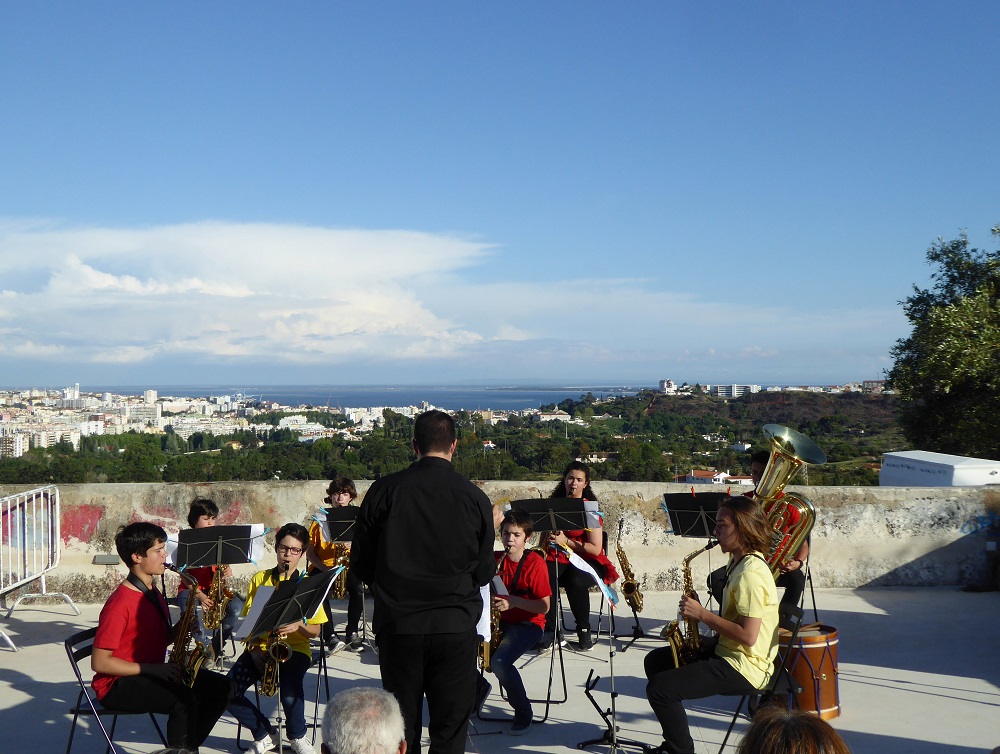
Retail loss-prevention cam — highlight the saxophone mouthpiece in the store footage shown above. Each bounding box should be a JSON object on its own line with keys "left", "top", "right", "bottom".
{"left": 704, "top": 539, "right": 719, "bottom": 551}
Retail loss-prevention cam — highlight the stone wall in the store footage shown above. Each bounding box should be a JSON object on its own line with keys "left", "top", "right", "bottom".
{"left": 2, "top": 481, "right": 998, "bottom": 603}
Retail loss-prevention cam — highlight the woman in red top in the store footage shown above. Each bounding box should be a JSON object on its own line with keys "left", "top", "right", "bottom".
{"left": 539, "top": 461, "right": 618, "bottom": 651}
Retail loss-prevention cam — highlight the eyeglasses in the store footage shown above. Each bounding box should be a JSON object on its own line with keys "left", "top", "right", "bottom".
{"left": 276, "top": 545, "right": 303, "bottom": 555}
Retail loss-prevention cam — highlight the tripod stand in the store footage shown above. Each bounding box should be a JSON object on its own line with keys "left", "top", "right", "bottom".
{"left": 577, "top": 631, "right": 648, "bottom": 753}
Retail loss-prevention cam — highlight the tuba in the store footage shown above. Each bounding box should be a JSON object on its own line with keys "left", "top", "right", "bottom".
{"left": 259, "top": 564, "right": 293, "bottom": 697}
{"left": 754, "top": 424, "right": 826, "bottom": 579}
{"left": 615, "top": 519, "right": 643, "bottom": 613}
{"left": 662, "top": 540, "right": 717, "bottom": 666}
{"left": 167, "top": 565, "right": 213, "bottom": 687}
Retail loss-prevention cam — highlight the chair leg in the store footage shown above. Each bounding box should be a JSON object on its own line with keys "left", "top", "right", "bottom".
{"left": 718, "top": 695, "right": 747, "bottom": 754}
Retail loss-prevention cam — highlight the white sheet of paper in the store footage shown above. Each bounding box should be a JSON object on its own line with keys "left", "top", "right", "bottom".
{"left": 232, "top": 584, "right": 274, "bottom": 642}
{"left": 492, "top": 575, "right": 509, "bottom": 596}
{"left": 475, "top": 585, "right": 491, "bottom": 640}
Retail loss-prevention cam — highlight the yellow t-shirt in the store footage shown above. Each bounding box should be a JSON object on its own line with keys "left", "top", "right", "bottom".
{"left": 716, "top": 552, "right": 779, "bottom": 689}
{"left": 242, "top": 567, "right": 328, "bottom": 658}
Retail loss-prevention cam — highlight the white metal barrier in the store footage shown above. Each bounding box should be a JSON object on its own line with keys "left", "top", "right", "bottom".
{"left": 0, "top": 485, "right": 79, "bottom": 651}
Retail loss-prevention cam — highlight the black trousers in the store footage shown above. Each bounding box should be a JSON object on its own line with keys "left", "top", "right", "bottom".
{"left": 101, "top": 668, "right": 233, "bottom": 750}
{"left": 545, "top": 559, "right": 606, "bottom": 633}
{"left": 321, "top": 569, "right": 365, "bottom": 644}
{"left": 644, "top": 648, "right": 755, "bottom": 754}
{"left": 376, "top": 629, "right": 478, "bottom": 754}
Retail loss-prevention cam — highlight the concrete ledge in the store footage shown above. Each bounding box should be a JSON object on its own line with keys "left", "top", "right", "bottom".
{"left": 2, "top": 481, "right": 999, "bottom": 603}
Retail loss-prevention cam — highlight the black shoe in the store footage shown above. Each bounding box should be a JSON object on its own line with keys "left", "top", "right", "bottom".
{"left": 578, "top": 628, "right": 594, "bottom": 651}
{"left": 510, "top": 710, "right": 531, "bottom": 736}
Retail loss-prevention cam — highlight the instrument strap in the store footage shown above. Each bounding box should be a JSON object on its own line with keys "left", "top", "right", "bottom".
{"left": 126, "top": 572, "right": 173, "bottom": 630}
{"left": 506, "top": 549, "right": 540, "bottom": 596}
{"left": 722, "top": 552, "right": 767, "bottom": 591}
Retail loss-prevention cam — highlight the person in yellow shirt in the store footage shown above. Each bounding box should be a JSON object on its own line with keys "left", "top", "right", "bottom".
{"left": 306, "top": 477, "right": 365, "bottom": 653}
{"left": 227, "top": 523, "right": 327, "bottom": 754}
{"left": 644, "top": 496, "right": 779, "bottom": 754}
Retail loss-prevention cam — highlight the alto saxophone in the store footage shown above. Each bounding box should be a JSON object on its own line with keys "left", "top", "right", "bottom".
{"left": 260, "top": 564, "right": 293, "bottom": 697}
{"left": 662, "top": 540, "right": 717, "bottom": 667}
{"left": 167, "top": 565, "right": 213, "bottom": 687}
{"left": 479, "top": 547, "right": 508, "bottom": 674}
{"left": 330, "top": 543, "right": 350, "bottom": 601}
{"left": 202, "top": 565, "right": 234, "bottom": 631}
{"left": 615, "top": 519, "right": 643, "bottom": 613}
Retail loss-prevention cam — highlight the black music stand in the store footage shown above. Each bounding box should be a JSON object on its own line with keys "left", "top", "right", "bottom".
{"left": 244, "top": 568, "right": 339, "bottom": 642}
{"left": 661, "top": 492, "right": 726, "bottom": 540}
{"left": 321, "top": 507, "right": 357, "bottom": 544}
{"left": 176, "top": 525, "right": 259, "bottom": 569}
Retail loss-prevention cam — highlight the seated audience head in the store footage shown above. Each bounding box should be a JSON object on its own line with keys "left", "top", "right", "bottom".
{"left": 412, "top": 410, "right": 456, "bottom": 457}
{"left": 736, "top": 705, "right": 852, "bottom": 754}
{"left": 114, "top": 521, "right": 168, "bottom": 567}
{"left": 321, "top": 686, "right": 406, "bottom": 754}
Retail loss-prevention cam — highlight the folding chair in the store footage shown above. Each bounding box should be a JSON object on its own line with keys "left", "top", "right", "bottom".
{"left": 716, "top": 603, "right": 805, "bottom": 753}
{"left": 64, "top": 627, "right": 167, "bottom": 754}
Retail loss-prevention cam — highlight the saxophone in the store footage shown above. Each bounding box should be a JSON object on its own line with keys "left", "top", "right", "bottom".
{"left": 662, "top": 540, "right": 717, "bottom": 667}
{"left": 615, "top": 519, "right": 643, "bottom": 613}
{"left": 202, "top": 565, "right": 234, "bottom": 631}
{"left": 260, "top": 564, "right": 293, "bottom": 697}
{"left": 167, "top": 565, "right": 213, "bottom": 687}
{"left": 479, "top": 547, "right": 508, "bottom": 674}
{"left": 330, "top": 543, "right": 350, "bottom": 601}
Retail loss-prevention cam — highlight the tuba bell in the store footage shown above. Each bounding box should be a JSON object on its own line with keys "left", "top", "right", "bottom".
{"left": 754, "top": 424, "right": 826, "bottom": 579}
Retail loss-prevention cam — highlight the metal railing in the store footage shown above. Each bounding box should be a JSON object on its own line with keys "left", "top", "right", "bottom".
{"left": 1, "top": 485, "right": 79, "bottom": 650}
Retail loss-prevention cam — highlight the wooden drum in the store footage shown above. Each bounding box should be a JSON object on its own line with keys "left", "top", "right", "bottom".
{"left": 780, "top": 623, "right": 840, "bottom": 720}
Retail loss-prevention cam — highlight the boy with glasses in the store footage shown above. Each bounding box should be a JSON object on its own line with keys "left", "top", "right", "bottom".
{"left": 227, "top": 523, "right": 327, "bottom": 754}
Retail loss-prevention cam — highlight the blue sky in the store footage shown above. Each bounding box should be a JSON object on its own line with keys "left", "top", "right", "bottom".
{"left": 1, "top": 2, "right": 997, "bottom": 388}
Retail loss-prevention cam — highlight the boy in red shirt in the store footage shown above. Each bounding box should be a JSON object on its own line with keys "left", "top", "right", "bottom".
{"left": 92, "top": 521, "right": 232, "bottom": 752}
{"left": 484, "top": 508, "right": 552, "bottom": 735}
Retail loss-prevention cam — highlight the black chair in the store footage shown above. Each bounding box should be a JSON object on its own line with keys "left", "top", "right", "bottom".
{"left": 64, "top": 627, "right": 167, "bottom": 754}
{"left": 716, "top": 603, "right": 805, "bottom": 753}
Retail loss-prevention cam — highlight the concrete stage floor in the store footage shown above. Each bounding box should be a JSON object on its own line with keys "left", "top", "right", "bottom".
{"left": 0, "top": 587, "right": 997, "bottom": 754}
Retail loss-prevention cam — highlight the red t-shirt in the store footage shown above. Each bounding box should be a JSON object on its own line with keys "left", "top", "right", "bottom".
{"left": 496, "top": 550, "right": 551, "bottom": 630}
{"left": 92, "top": 583, "right": 171, "bottom": 700}
{"left": 176, "top": 565, "right": 214, "bottom": 593}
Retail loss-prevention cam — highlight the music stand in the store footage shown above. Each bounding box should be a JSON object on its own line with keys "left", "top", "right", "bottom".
{"left": 661, "top": 492, "right": 726, "bottom": 539}
{"left": 175, "top": 525, "right": 261, "bottom": 569}
{"left": 513, "top": 498, "right": 592, "bottom": 534}
{"left": 244, "top": 568, "right": 339, "bottom": 642}
{"left": 321, "top": 507, "right": 357, "bottom": 544}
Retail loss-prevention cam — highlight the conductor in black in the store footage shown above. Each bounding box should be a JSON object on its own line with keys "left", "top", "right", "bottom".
{"left": 351, "top": 409, "right": 496, "bottom": 754}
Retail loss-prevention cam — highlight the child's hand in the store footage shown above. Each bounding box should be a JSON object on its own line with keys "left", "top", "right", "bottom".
{"left": 144, "top": 662, "right": 183, "bottom": 683}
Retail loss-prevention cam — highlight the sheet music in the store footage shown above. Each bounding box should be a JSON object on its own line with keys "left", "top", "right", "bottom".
{"left": 492, "top": 575, "right": 509, "bottom": 597}
{"left": 475, "top": 585, "right": 491, "bottom": 640}
{"left": 232, "top": 584, "right": 273, "bottom": 642}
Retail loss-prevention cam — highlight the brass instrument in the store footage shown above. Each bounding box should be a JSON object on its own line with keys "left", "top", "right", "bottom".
{"left": 755, "top": 424, "right": 826, "bottom": 579}
{"left": 615, "top": 519, "right": 643, "bottom": 613}
{"left": 479, "top": 547, "right": 508, "bottom": 674}
{"left": 167, "top": 565, "right": 213, "bottom": 687}
{"left": 260, "top": 564, "right": 293, "bottom": 697}
{"left": 662, "top": 540, "right": 717, "bottom": 666}
{"left": 202, "top": 565, "right": 235, "bottom": 631}
{"left": 330, "top": 543, "right": 350, "bottom": 601}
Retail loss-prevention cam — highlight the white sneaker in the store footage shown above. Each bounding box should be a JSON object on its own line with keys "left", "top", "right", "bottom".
{"left": 246, "top": 731, "right": 279, "bottom": 754}
{"left": 288, "top": 736, "right": 318, "bottom": 754}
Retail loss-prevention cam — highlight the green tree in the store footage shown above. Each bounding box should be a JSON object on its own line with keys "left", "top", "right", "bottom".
{"left": 887, "top": 226, "right": 1000, "bottom": 458}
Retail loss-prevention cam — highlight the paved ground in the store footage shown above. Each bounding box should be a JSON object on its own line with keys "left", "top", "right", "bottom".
{"left": 1, "top": 588, "right": 997, "bottom": 754}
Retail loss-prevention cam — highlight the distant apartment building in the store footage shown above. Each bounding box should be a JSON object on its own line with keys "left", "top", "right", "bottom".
{"left": 144, "top": 389, "right": 158, "bottom": 404}
{"left": 538, "top": 410, "right": 571, "bottom": 422}
{"left": 658, "top": 379, "right": 677, "bottom": 394}
{"left": 0, "top": 433, "right": 27, "bottom": 458}
{"left": 711, "top": 384, "right": 761, "bottom": 398}
{"left": 125, "top": 402, "right": 162, "bottom": 429}
{"left": 863, "top": 380, "right": 886, "bottom": 394}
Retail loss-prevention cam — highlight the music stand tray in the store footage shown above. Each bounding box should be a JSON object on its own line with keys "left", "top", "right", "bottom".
{"left": 319, "top": 507, "right": 358, "bottom": 543}
{"left": 176, "top": 525, "right": 260, "bottom": 568}
{"left": 512, "top": 498, "right": 595, "bottom": 533}
{"left": 662, "top": 492, "right": 727, "bottom": 539}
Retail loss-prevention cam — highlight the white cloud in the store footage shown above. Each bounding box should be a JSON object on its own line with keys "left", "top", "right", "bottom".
{"left": 0, "top": 219, "right": 907, "bottom": 383}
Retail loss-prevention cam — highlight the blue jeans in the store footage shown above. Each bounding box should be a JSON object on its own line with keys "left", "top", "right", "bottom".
{"left": 491, "top": 621, "right": 543, "bottom": 718}
{"left": 227, "top": 649, "right": 310, "bottom": 741}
